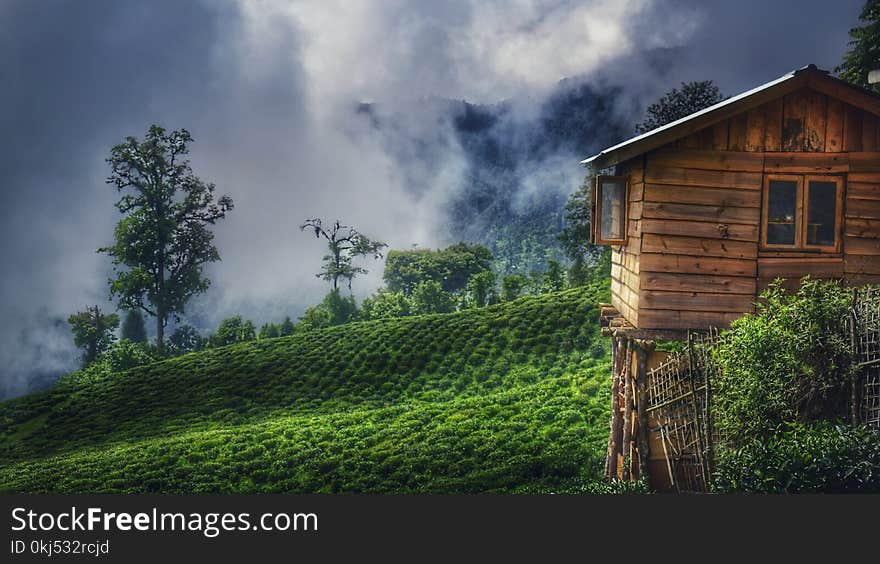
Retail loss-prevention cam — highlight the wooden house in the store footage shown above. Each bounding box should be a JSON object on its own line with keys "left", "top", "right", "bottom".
{"left": 583, "top": 65, "right": 880, "bottom": 489}
{"left": 585, "top": 64, "right": 880, "bottom": 333}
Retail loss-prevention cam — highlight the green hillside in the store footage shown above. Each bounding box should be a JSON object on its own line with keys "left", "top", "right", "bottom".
{"left": 0, "top": 285, "right": 611, "bottom": 493}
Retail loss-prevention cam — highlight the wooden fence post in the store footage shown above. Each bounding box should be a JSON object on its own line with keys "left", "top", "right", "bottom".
{"left": 634, "top": 341, "right": 651, "bottom": 483}
{"left": 620, "top": 337, "right": 633, "bottom": 481}
{"left": 605, "top": 336, "right": 621, "bottom": 479}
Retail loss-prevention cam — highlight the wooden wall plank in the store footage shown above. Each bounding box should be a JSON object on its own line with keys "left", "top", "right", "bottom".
{"left": 805, "top": 91, "right": 827, "bottom": 151}
{"left": 845, "top": 255, "right": 880, "bottom": 275}
{"left": 640, "top": 218, "right": 759, "bottom": 242}
{"left": 826, "top": 97, "right": 844, "bottom": 152}
{"left": 863, "top": 111, "right": 878, "bottom": 152}
{"left": 712, "top": 121, "right": 729, "bottom": 150}
{"left": 645, "top": 166, "right": 762, "bottom": 189}
{"left": 640, "top": 254, "right": 756, "bottom": 277}
{"left": 845, "top": 236, "right": 880, "bottom": 256}
{"left": 638, "top": 310, "right": 745, "bottom": 329}
{"left": 746, "top": 108, "right": 765, "bottom": 151}
{"left": 629, "top": 182, "right": 645, "bottom": 202}
{"left": 641, "top": 233, "right": 757, "bottom": 259}
{"left": 782, "top": 91, "right": 808, "bottom": 151}
{"left": 641, "top": 290, "right": 756, "bottom": 312}
{"left": 846, "top": 182, "right": 880, "bottom": 201}
{"left": 728, "top": 113, "right": 748, "bottom": 151}
{"left": 848, "top": 152, "right": 880, "bottom": 172}
{"left": 763, "top": 152, "right": 848, "bottom": 173}
{"left": 646, "top": 149, "right": 764, "bottom": 172}
{"left": 846, "top": 198, "right": 880, "bottom": 219}
{"left": 641, "top": 272, "right": 756, "bottom": 294}
{"left": 642, "top": 202, "right": 760, "bottom": 224}
{"left": 847, "top": 171, "right": 880, "bottom": 182}
{"left": 846, "top": 217, "right": 880, "bottom": 238}
{"left": 763, "top": 98, "right": 783, "bottom": 152}
{"left": 644, "top": 184, "right": 760, "bottom": 208}
{"left": 758, "top": 258, "right": 844, "bottom": 279}
{"left": 844, "top": 104, "right": 863, "bottom": 151}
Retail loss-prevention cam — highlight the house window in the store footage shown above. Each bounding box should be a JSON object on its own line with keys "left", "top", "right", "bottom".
{"left": 592, "top": 176, "right": 628, "bottom": 245}
{"left": 761, "top": 174, "right": 842, "bottom": 251}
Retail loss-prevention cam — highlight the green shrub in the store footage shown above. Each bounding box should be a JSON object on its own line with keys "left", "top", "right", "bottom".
{"left": 712, "top": 278, "right": 855, "bottom": 447}
{"left": 713, "top": 423, "right": 880, "bottom": 493}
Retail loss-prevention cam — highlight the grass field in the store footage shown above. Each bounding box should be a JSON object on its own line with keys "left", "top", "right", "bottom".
{"left": 0, "top": 285, "right": 611, "bottom": 493}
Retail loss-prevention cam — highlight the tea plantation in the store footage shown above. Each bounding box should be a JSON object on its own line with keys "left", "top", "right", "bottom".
{"left": 0, "top": 286, "right": 611, "bottom": 493}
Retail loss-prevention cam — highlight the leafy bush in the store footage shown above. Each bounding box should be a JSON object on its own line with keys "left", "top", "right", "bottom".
{"left": 360, "top": 290, "right": 412, "bottom": 320}
{"left": 713, "top": 423, "right": 880, "bottom": 493}
{"left": 168, "top": 324, "right": 205, "bottom": 355}
{"left": 712, "top": 278, "right": 855, "bottom": 447}
{"left": 411, "top": 280, "right": 456, "bottom": 315}
{"left": 104, "top": 339, "right": 159, "bottom": 372}
{"left": 299, "top": 290, "right": 359, "bottom": 329}
{"left": 209, "top": 316, "right": 256, "bottom": 347}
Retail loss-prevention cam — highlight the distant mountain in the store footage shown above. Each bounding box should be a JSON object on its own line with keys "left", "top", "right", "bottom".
{"left": 360, "top": 79, "right": 633, "bottom": 273}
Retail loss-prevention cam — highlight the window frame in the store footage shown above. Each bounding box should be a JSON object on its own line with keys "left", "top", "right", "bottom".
{"left": 760, "top": 173, "right": 843, "bottom": 253}
{"left": 592, "top": 175, "right": 629, "bottom": 246}
{"left": 802, "top": 175, "right": 844, "bottom": 253}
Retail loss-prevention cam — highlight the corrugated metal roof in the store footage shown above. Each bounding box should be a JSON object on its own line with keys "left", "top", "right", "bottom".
{"left": 580, "top": 64, "right": 822, "bottom": 167}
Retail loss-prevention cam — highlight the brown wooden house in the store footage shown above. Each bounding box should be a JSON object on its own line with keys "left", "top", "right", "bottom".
{"left": 584, "top": 65, "right": 880, "bottom": 488}
{"left": 585, "top": 64, "right": 880, "bottom": 332}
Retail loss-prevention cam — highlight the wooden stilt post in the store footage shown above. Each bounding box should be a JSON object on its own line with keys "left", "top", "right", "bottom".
{"left": 620, "top": 337, "right": 633, "bottom": 481}
{"left": 634, "top": 340, "right": 652, "bottom": 483}
{"left": 606, "top": 335, "right": 623, "bottom": 480}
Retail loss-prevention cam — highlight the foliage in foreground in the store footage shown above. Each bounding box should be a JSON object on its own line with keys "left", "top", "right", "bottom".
{"left": 0, "top": 284, "right": 611, "bottom": 493}
{"left": 714, "top": 423, "right": 880, "bottom": 493}
{"left": 712, "top": 278, "right": 855, "bottom": 448}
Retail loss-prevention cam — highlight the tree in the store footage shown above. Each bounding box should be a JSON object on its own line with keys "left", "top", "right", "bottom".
{"left": 501, "top": 274, "right": 528, "bottom": 302}
{"left": 209, "top": 316, "right": 256, "bottom": 347}
{"left": 100, "top": 125, "right": 233, "bottom": 351}
{"left": 467, "top": 270, "right": 498, "bottom": 308}
{"left": 68, "top": 305, "right": 120, "bottom": 366}
{"left": 298, "top": 290, "right": 359, "bottom": 329}
{"left": 542, "top": 260, "right": 567, "bottom": 293}
{"left": 384, "top": 243, "right": 493, "bottom": 295}
{"left": 559, "top": 175, "right": 602, "bottom": 287}
{"left": 279, "top": 317, "right": 296, "bottom": 336}
{"left": 360, "top": 289, "right": 412, "bottom": 320}
{"left": 120, "top": 310, "right": 148, "bottom": 343}
{"left": 300, "top": 219, "right": 387, "bottom": 291}
{"left": 837, "top": 0, "right": 880, "bottom": 94}
{"left": 168, "top": 324, "right": 205, "bottom": 355}
{"left": 411, "top": 280, "right": 456, "bottom": 315}
{"left": 635, "top": 80, "right": 726, "bottom": 133}
{"left": 258, "top": 323, "right": 281, "bottom": 339}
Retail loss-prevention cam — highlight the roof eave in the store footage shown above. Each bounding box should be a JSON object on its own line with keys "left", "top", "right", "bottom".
{"left": 578, "top": 65, "right": 880, "bottom": 170}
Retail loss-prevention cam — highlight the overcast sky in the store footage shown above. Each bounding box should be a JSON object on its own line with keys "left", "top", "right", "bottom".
{"left": 0, "top": 0, "right": 865, "bottom": 398}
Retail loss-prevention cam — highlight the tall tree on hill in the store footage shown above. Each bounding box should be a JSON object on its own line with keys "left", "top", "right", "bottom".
{"left": 558, "top": 175, "right": 602, "bottom": 286}
{"left": 100, "top": 125, "right": 233, "bottom": 351}
{"left": 635, "top": 80, "right": 725, "bottom": 133}
{"left": 300, "top": 218, "right": 387, "bottom": 291}
{"left": 837, "top": 0, "right": 880, "bottom": 95}
{"left": 120, "top": 310, "right": 147, "bottom": 343}
{"left": 68, "top": 305, "right": 120, "bottom": 366}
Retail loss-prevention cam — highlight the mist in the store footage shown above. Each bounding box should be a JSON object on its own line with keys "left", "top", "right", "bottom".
{"left": 0, "top": 0, "right": 863, "bottom": 398}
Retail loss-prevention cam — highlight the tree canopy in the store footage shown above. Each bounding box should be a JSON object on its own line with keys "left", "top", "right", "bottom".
{"left": 384, "top": 242, "right": 493, "bottom": 295}
{"left": 837, "top": 0, "right": 880, "bottom": 94}
{"left": 100, "top": 125, "right": 233, "bottom": 350}
{"left": 68, "top": 305, "right": 120, "bottom": 366}
{"left": 300, "top": 219, "right": 387, "bottom": 291}
{"left": 635, "top": 80, "right": 726, "bottom": 133}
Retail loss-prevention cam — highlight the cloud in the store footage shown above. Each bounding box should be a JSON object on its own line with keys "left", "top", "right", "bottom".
{"left": 0, "top": 0, "right": 864, "bottom": 398}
